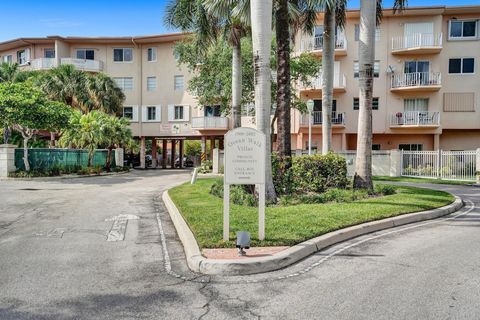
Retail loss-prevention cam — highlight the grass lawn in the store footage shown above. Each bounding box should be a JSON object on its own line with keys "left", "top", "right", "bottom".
{"left": 168, "top": 178, "right": 455, "bottom": 248}
{"left": 373, "top": 176, "right": 474, "bottom": 185}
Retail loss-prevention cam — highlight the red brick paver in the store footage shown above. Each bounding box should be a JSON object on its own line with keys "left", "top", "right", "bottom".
{"left": 202, "top": 246, "right": 290, "bottom": 260}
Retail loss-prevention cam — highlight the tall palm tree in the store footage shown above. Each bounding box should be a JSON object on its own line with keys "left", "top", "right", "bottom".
{"left": 86, "top": 73, "right": 125, "bottom": 115}
{"left": 352, "top": 0, "right": 405, "bottom": 190}
{"left": 321, "top": 3, "right": 335, "bottom": 154}
{"left": 251, "top": 0, "right": 277, "bottom": 202}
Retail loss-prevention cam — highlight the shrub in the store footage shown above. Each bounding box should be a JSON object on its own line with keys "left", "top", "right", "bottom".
{"left": 374, "top": 184, "right": 397, "bottom": 196}
{"left": 209, "top": 180, "right": 257, "bottom": 207}
{"left": 199, "top": 160, "right": 213, "bottom": 174}
{"left": 273, "top": 152, "right": 348, "bottom": 195}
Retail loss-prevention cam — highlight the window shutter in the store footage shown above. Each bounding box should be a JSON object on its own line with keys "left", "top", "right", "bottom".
{"left": 141, "top": 106, "right": 147, "bottom": 122}
{"left": 156, "top": 105, "right": 162, "bottom": 121}
{"left": 168, "top": 105, "right": 174, "bottom": 121}
{"left": 132, "top": 106, "right": 139, "bottom": 122}
{"left": 183, "top": 105, "right": 190, "bottom": 121}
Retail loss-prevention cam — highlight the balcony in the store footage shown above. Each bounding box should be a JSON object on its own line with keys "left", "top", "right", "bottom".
{"left": 299, "top": 35, "right": 347, "bottom": 56}
{"left": 300, "top": 112, "right": 346, "bottom": 127}
{"left": 191, "top": 116, "right": 229, "bottom": 130}
{"left": 30, "top": 58, "right": 57, "bottom": 70}
{"left": 60, "top": 58, "right": 104, "bottom": 72}
{"left": 390, "top": 111, "right": 440, "bottom": 127}
{"left": 300, "top": 73, "right": 346, "bottom": 93}
{"left": 390, "top": 72, "right": 441, "bottom": 92}
{"left": 391, "top": 33, "right": 443, "bottom": 55}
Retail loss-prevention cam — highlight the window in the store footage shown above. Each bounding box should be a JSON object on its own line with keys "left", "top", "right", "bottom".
{"left": 174, "top": 105, "right": 184, "bottom": 120}
{"left": 174, "top": 75, "right": 184, "bottom": 91}
{"left": 76, "top": 49, "right": 95, "bottom": 60}
{"left": 449, "top": 58, "right": 475, "bottom": 74}
{"left": 113, "top": 48, "right": 133, "bottom": 62}
{"left": 2, "top": 55, "right": 12, "bottom": 63}
{"left": 354, "top": 61, "right": 380, "bottom": 78}
{"left": 123, "top": 107, "right": 133, "bottom": 120}
{"left": 404, "top": 98, "right": 428, "bottom": 112}
{"left": 449, "top": 20, "right": 477, "bottom": 39}
{"left": 354, "top": 25, "right": 381, "bottom": 41}
{"left": 17, "top": 49, "right": 28, "bottom": 65}
{"left": 372, "top": 144, "right": 381, "bottom": 150}
{"left": 147, "top": 106, "right": 156, "bottom": 120}
{"left": 147, "top": 48, "right": 157, "bottom": 62}
{"left": 353, "top": 97, "right": 379, "bottom": 110}
{"left": 399, "top": 144, "right": 423, "bottom": 151}
{"left": 147, "top": 76, "right": 157, "bottom": 91}
{"left": 443, "top": 92, "right": 475, "bottom": 112}
{"left": 44, "top": 48, "right": 55, "bottom": 58}
{"left": 204, "top": 105, "right": 221, "bottom": 117}
{"left": 113, "top": 77, "right": 134, "bottom": 91}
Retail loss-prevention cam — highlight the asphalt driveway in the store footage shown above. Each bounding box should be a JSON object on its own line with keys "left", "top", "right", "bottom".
{"left": 1, "top": 171, "right": 479, "bottom": 319}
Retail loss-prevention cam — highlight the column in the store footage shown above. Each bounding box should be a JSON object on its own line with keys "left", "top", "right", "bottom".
{"left": 210, "top": 137, "right": 215, "bottom": 160}
{"left": 201, "top": 136, "right": 207, "bottom": 163}
{"left": 389, "top": 149, "right": 402, "bottom": 177}
{"left": 162, "top": 139, "right": 167, "bottom": 169}
{"left": 140, "top": 137, "right": 146, "bottom": 169}
{"left": 114, "top": 148, "right": 124, "bottom": 167}
{"left": 170, "top": 139, "right": 176, "bottom": 169}
{"left": 433, "top": 134, "right": 440, "bottom": 151}
{"left": 151, "top": 137, "right": 157, "bottom": 168}
{"left": 219, "top": 138, "right": 224, "bottom": 150}
{"left": 179, "top": 139, "right": 184, "bottom": 169}
{"left": 0, "top": 144, "right": 16, "bottom": 177}
{"left": 341, "top": 133, "right": 347, "bottom": 151}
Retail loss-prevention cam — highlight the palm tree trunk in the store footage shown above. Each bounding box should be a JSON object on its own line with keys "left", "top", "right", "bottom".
{"left": 275, "top": 0, "right": 291, "bottom": 157}
{"left": 322, "top": 5, "right": 335, "bottom": 155}
{"left": 23, "top": 137, "right": 30, "bottom": 172}
{"left": 106, "top": 147, "right": 113, "bottom": 172}
{"left": 50, "top": 132, "right": 56, "bottom": 148}
{"left": 251, "top": 0, "right": 277, "bottom": 203}
{"left": 232, "top": 41, "right": 242, "bottom": 128}
{"left": 353, "top": 0, "right": 375, "bottom": 190}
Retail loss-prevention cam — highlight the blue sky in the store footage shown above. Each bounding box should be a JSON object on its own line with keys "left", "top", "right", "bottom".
{"left": 0, "top": 0, "right": 478, "bottom": 42}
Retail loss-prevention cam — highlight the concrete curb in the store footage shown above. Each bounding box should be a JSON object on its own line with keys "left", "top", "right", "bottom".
{"left": 163, "top": 190, "right": 463, "bottom": 276}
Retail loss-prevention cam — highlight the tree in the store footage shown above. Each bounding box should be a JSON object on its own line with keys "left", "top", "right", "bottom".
{"left": 353, "top": 0, "right": 405, "bottom": 190}
{"left": 321, "top": 3, "right": 335, "bottom": 154}
{"left": 185, "top": 140, "right": 202, "bottom": 158}
{"left": 98, "top": 115, "right": 134, "bottom": 171}
{"left": 86, "top": 73, "right": 125, "bottom": 115}
{"left": 251, "top": 0, "right": 277, "bottom": 202}
{"left": 0, "top": 82, "right": 72, "bottom": 171}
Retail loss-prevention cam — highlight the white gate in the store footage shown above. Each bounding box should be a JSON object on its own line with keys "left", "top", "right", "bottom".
{"left": 401, "top": 150, "right": 477, "bottom": 181}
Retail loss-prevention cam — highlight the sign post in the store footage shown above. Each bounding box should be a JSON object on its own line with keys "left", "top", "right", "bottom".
{"left": 223, "top": 127, "right": 266, "bottom": 241}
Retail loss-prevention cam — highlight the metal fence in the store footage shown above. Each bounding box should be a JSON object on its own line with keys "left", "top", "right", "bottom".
{"left": 14, "top": 148, "right": 113, "bottom": 171}
{"left": 401, "top": 150, "right": 477, "bottom": 181}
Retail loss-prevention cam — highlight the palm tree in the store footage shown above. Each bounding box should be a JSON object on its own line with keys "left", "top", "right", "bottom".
{"left": 321, "top": 3, "right": 335, "bottom": 154}
{"left": 39, "top": 64, "right": 89, "bottom": 113}
{"left": 166, "top": 0, "right": 246, "bottom": 128}
{"left": 86, "top": 73, "right": 125, "bottom": 115}
{"left": 251, "top": 0, "right": 277, "bottom": 202}
{"left": 99, "top": 115, "right": 133, "bottom": 171}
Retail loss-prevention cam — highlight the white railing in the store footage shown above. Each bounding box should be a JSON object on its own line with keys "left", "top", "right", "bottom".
{"left": 191, "top": 116, "right": 229, "bottom": 129}
{"left": 30, "top": 58, "right": 57, "bottom": 70}
{"left": 402, "top": 150, "right": 477, "bottom": 181}
{"left": 300, "top": 34, "right": 347, "bottom": 52}
{"left": 390, "top": 111, "right": 440, "bottom": 126}
{"left": 302, "top": 73, "right": 346, "bottom": 90}
{"left": 300, "top": 112, "right": 345, "bottom": 126}
{"left": 392, "top": 33, "right": 443, "bottom": 51}
{"left": 60, "top": 58, "right": 104, "bottom": 72}
{"left": 391, "top": 72, "right": 441, "bottom": 89}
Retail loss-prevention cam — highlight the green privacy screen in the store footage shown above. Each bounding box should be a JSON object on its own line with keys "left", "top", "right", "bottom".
{"left": 14, "top": 149, "right": 114, "bottom": 171}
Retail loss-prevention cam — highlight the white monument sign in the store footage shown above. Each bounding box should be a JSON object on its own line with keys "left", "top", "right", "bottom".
{"left": 224, "top": 127, "right": 266, "bottom": 240}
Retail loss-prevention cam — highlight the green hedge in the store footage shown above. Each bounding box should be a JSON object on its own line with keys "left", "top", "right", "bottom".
{"left": 273, "top": 153, "right": 348, "bottom": 195}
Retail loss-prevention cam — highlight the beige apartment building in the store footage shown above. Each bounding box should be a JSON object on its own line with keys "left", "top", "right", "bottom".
{"left": 0, "top": 5, "right": 479, "bottom": 167}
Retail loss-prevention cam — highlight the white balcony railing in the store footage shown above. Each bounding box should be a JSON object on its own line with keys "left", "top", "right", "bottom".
{"left": 301, "top": 112, "right": 346, "bottom": 126}
{"left": 391, "top": 72, "right": 441, "bottom": 89}
{"left": 30, "top": 58, "right": 57, "bottom": 70}
{"left": 390, "top": 111, "right": 440, "bottom": 126}
{"left": 392, "top": 33, "right": 443, "bottom": 51}
{"left": 191, "top": 116, "right": 229, "bottom": 129}
{"left": 60, "top": 58, "right": 104, "bottom": 72}
{"left": 302, "top": 73, "right": 346, "bottom": 90}
{"left": 300, "top": 34, "right": 347, "bottom": 53}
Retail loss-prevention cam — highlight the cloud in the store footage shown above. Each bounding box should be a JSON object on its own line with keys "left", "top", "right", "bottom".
{"left": 39, "top": 18, "right": 81, "bottom": 28}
